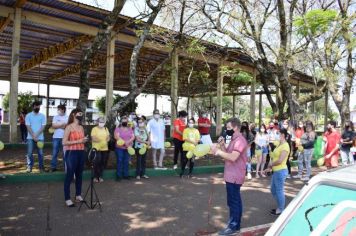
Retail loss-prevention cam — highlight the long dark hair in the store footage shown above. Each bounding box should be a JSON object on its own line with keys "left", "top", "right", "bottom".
{"left": 241, "top": 121, "right": 250, "bottom": 138}
{"left": 67, "top": 108, "right": 82, "bottom": 125}
{"left": 259, "top": 124, "right": 267, "bottom": 134}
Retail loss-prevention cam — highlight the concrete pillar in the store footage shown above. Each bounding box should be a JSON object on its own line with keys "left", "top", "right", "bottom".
{"left": 324, "top": 90, "right": 328, "bottom": 130}
{"left": 9, "top": 8, "right": 21, "bottom": 143}
{"left": 190, "top": 98, "right": 194, "bottom": 118}
{"left": 46, "top": 83, "right": 50, "bottom": 121}
{"left": 250, "top": 71, "right": 256, "bottom": 123}
{"left": 105, "top": 33, "right": 115, "bottom": 118}
{"left": 232, "top": 95, "right": 236, "bottom": 117}
{"left": 259, "top": 93, "right": 263, "bottom": 128}
{"left": 170, "top": 48, "right": 179, "bottom": 132}
{"left": 216, "top": 65, "right": 223, "bottom": 136}
{"left": 154, "top": 93, "right": 158, "bottom": 111}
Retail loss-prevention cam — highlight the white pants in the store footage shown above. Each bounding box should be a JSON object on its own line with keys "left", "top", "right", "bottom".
{"left": 201, "top": 135, "right": 212, "bottom": 145}
{"left": 152, "top": 148, "right": 165, "bottom": 167}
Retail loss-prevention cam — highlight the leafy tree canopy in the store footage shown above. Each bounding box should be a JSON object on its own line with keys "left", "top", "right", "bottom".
{"left": 95, "top": 94, "right": 138, "bottom": 115}
{"left": 2, "top": 92, "right": 35, "bottom": 114}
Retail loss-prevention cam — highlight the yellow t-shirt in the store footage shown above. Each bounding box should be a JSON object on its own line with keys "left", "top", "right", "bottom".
{"left": 271, "top": 142, "right": 290, "bottom": 171}
{"left": 182, "top": 128, "right": 200, "bottom": 151}
{"left": 91, "top": 127, "right": 109, "bottom": 151}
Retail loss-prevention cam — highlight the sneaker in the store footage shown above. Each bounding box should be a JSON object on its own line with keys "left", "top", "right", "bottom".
{"left": 270, "top": 210, "right": 282, "bottom": 216}
{"left": 157, "top": 166, "right": 167, "bottom": 170}
{"left": 141, "top": 175, "right": 149, "bottom": 179}
{"left": 218, "top": 227, "right": 239, "bottom": 236}
{"left": 301, "top": 176, "right": 310, "bottom": 181}
{"left": 154, "top": 166, "right": 158, "bottom": 170}
{"left": 247, "top": 172, "right": 252, "bottom": 180}
{"left": 75, "top": 196, "right": 84, "bottom": 202}
{"left": 136, "top": 176, "right": 141, "bottom": 180}
{"left": 286, "top": 174, "right": 291, "bottom": 179}
{"left": 255, "top": 173, "right": 260, "bottom": 179}
{"left": 293, "top": 174, "right": 302, "bottom": 179}
{"left": 188, "top": 174, "right": 193, "bottom": 179}
{"left": 173, "top": 164, "right": 178, "bottom": 170}
{"left": 26, "top": 168, "right": 32, "bottom": 173}
{"left": 93, "top": 178, "right": 99, "bottom": 183}
{"left": 65, "top": 200, "right": 75, "bottom": 207}
{"left": 99, "top": 178, "right": 104, "bottom": 183}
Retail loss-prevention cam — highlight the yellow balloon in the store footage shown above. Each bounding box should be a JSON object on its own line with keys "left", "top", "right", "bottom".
{"left": 37, "top": 141, "right": 44, "bottom": 149}
{"left": 128, "top": 147, "right": 135, "bottom": 156}
{"left": 117, "top": 139, "right": 125, "bottom": 146}
{"left": 139, "top": 147, "right": 147, "bottom": 155}
{"left": 186, "top": 151, "right": 194, "bottom": 159}
{"left": 164, "top": 142, "right": 171, "bottom": 148}
{"left": 0, "top": 141, "right": 4, "bottom": 151}
{"left": 317, "top": 157, "right": 325, "bottom": 167}
{"left": 298, "top": 146, "right": 304, "bottom": 152}
{"left": 183, "top": 142, "right": 195, "bottom": 152}
{"left": 48, "top": 128, "right": 55, "bottom": 134}
{"left": 193, "top": 144, "right": 211, "bottom": 157}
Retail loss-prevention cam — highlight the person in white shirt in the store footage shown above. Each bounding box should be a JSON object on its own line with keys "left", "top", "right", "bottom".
{"left": 147, "top": 109, "right": 166, "bottom": 169}
{"left": 50, "top": 104, "right": 68, "bottom": 172}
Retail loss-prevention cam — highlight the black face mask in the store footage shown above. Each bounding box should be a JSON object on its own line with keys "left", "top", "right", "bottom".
{"left": 226, "top": 129, "right": 234, "bottom": 136}
{"left": 76, "top": 116, "right": 83, "bottom": 122}
{"left": 327, "top": 127, "right": 332, "bottom": 132}
{"left": 34, "top": 108, "right": 40, "bottom": 113}
{"left": 122, "top": 122, "right": 128, "bottom": 127}
{"left": 345, "top": 125, "right": 350, "bottom": 130}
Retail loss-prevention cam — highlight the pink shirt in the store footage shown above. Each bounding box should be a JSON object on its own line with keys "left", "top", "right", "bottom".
{"left": 115, "top": 127, "right": 134, "bottom": 149}
{"left": 224, "top": 132, "right": 248, "bottom": 184}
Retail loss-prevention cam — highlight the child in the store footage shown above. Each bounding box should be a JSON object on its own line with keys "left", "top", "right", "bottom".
{"left": 181, "top": 118, "right": 200, "bottom": 178}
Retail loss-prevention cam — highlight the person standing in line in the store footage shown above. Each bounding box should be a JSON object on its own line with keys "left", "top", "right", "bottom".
{"left": 19, "top": 110, "right": 28, "bottom": 144}
{"left": 135, "top": 117, "right": 150, "bottom": 179}
{"left": 282, "top": 120, "right": 292, "bottom": 179}
{"left": 255, "top": 124, "right": 269, "bottom": 178}
{"left": 91, "top": 117, "right": 110, "bottom": 183}
{"left": 323, "top": 121, "right": 341, "bottom": 169}
{"left": 62, "top": 108, "right": 88, "bottom": 207}
{"left": 147, "top": 109, "right": 166, "bottom": 169}
{"left": 180, "top": 118, "right": 200, "bottom": 178}
{"left": 266, "top": 121, "right": 280, "bottom": 168}
{"left": 25, "top": 101, "right": 46, "bottom": 173}
{"left": 114, "top": 116, "right": 135, "bottom": 180}
{"left": 267, "top": 128, "right": 290, "bottom": 216}
{"left": 212, "top": 117, "right": 248, "bottom": 236}
{"left": 198, "top": 111, "right": 212, "bottom": 145}
{"left": 241, "top": 121, "right": 254, "bottom": 180}
{"left": 340, "top": 121, "right": 355, "bottom": 166}
{"left": 50, "top": 104, "right": 68, "bottom": 172}
{"left": 172, "top": 110, "right": 188, "bottom": 170}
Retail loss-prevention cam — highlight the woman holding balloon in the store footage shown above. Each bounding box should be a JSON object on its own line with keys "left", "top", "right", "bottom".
{"left": 134, "top": 117, "right": 150, "bottom": 180}
{"left": 180, "top": 118, "right": 200, "bottom": 178}
{"left": 114, "top": 116, "right": 135, "bottom": 181}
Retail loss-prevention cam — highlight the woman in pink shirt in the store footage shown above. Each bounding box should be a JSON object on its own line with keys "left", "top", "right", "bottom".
{"left": 114, "top": 116, "right": 135, "bottom": 180}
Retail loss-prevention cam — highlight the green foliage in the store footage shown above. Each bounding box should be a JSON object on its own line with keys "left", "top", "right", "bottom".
{"left": 294, "top": 9, "right": 338, "bottom": 36}
{"left": 186, "top": 39, "right": 206, "bottom": 55}
{"left": 232, "top": 71, "right": 253, "bottom": 84}
{"left": 95, "top": 94, "right": 138, "bottom": 115}
{"left": 2, "top": 92, "right": 35, "bottom": 114}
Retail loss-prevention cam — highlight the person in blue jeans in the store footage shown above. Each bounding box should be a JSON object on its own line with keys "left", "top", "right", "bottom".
{"left": 114, "top": 116, "right": 134, "bottom": 181}
{"left": 50, "top": 104, "right": 68, "bottom": 172}
{"left": 267, "top": 128, "right": 290, "bottom": 216}
{"left": 25, "top": 101, "right": 46, "bottom": 173}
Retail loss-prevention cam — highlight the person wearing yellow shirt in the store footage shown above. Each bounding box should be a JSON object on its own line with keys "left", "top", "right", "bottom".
{"left": 91, "top": 117, "right": 110, "bottom": 183}
{"left": 180, "top": 118, "right": 200, "bottom": 178}
{"left": 266, "top": 128, "right": 290, "bottom": 216}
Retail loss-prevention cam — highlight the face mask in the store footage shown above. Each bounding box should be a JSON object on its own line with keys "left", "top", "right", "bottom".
{"left": 57, "top": 110, "right": 62, "bottom": 115}
{"left": 327, "top": 127, "right": 332, "bottom": 132}
{"left": 98, "top": 122, "right": 105, "bottom": 128}
{"left": 202, "top": 114, "right": 207, "bottom": 118}
{"left": 139, "top": 123, "right": 145, "bottom": 127}
{"left": 154, "top": 114, "right": 160, "bottom": 119}
{"left": 226, "top": 129, "right": 234, "bottom": 136}
{"left": 76, "top": 116, "right": 83, "bottom": 122}
{"left": 345, "top": 125, "right": 350, "bottom": 130}
{"left": 260, "top": 129, "right": 265, "bottom": 133}
{"left": 299, "top": 125, "right": 303, "bottom": 128}
{"left": 122, "top": 122, "right": 128, "bottom": 127}
{"left": 34, "top": 108, "right": 40, "bottom": 113}
{"left": 283, "top": 125, "right": 288, "bottom": 129}
{"left": 188, "top": 123, "right": 194, "bottom": 128}
{"left": 270, "top": 126, "right": 274, "bottom": 130}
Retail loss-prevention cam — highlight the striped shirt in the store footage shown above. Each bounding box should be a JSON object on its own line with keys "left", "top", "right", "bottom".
{"left": 66, "top": 130, "right": 85, "bottom": 150}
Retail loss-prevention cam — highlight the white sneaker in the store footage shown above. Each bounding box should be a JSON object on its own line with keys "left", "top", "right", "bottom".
{"left": 293, "top": 174, "right": 302, "bottom": 179}
{"left": 286, "top": 174, "right": 291, "bottom": 179}
{"left": 301, "top": 176, "right": 310, "bottom": 181}
{"left": 75, "top": 196, "right": 84, "bottom": 202}
{"left": 99, "top": 178, "right": 104, "bottom": 183}
{"left": 247, "top": 173, "right": 252, "bottom": 180}
{"left": 142, "top": 175, "right": 149, "bottom": 179}
{"left": 136, "top": 176, "right": 141, "bottom": 180}
{"left": 173, "top": 164, "right": 178, "bottom": 170}
{"left": 65, "top": 200, "right": 75, "bottom": 207}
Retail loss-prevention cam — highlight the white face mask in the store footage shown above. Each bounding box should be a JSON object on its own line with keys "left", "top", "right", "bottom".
{"left": 57, "top": 110, "right": 62, "bottom": 116}
{"left": 299, "top": 125, "right": 303, "bottom": 128}
{"left": 98, "top": 122, "right": 105, "bottom": 128}
{"left": 154, "top": 114, "right": 160, "bottom": 119}
{"left": 260, "top": 129, "right": 265, "bottom": 133}
{"left": 202, "top": 114, "right": 207, "bottom": 118}
{"left": 139, "top": 123, "right": 145, "bottom": 127}
{"left": 283, "top": 125, "right": 288, "bottom": 129}
{"left": 188, "top": 123, "right": 194, "bottom": 128}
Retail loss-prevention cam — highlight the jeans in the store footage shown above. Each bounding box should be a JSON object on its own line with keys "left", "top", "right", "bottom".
{"left": 135, "top": 149, "right": 147, "bottom": 177}
{"left": 180, "top": 151, "right": 194, "bottom": 175}
{"left": 26, "top": 139, "right": 44, "bottom": 170}
{"left": 226, "top": 182, "right": 242, "bottom": 231}
{"left": 173, "top": 138, "right": 184, "bottom": 165}
{"left": 115, "top": 148, "right": 129, "bottom": 178}
{"left": 64, "top": 150, "right": 85, "bottom": 200}
{"left": 93, "top": 151, "right": 109, "bottom": 179}
{"left": 271, "top": 169, "right": 288, "bottom": 211}
{"left": 20, "top": 124, "right": 27, "bottom": 142}
{"left": 340, "top": 149, "right": 354, "bottom": 166}
{"left": 51, "top": 138, "right": 63, "bottom": 169}
{"left": 297, "top": 148, "right": 313, "bottom": 177}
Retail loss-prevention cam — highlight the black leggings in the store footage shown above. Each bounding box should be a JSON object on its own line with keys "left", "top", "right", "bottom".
{"left": 286, "top": 156, "right": 291, "bottom": 175}
{"left": 173, "top": 138, "right": 184, "bottom": 165}
{"left": 93, "top": 151, "right": 109, "bottom": 179}
{"left": 181, "top": 151, "right": 194, "bottom": 175}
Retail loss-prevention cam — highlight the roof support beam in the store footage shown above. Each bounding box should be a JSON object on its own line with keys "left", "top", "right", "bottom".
{"left": 0, "top": 16, "right": 11, "bottom": 33}
{"left": 15, "top": 0, "right": 28, "bottom": 8}
{"left": 20, "top": 35, "right": 94, "bottom": 73}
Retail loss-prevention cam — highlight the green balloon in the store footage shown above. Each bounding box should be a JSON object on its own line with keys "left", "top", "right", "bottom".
{"left": 128, "top": 147, "right": 135, "bottom": 156}
{"left": 37, "top": 141, "right": 44, "bottom": 149}
{"left": 193, "top": 144, "right": 211, "bottom": 157}
{"left": 317, "top": 157, "right": 325, "bottom": 167}
{"left": 0, "top": 141, "right": 4, "bottom": 151}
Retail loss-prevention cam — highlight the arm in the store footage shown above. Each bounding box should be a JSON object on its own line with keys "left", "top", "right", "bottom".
{"left": 36, "top": 125, "right": 46, "bottom": 138}
{"left": 26, "top": 125, "right": 36, "bottom": 139}
{"left": 216, "top": 150, "right": 241, "bottom": 162}
{"left": 62, "top": 126, "right": 86, "bottom": 146}
{"left": 175, "top": 125, "right": 183, "bottom": 135}
{"left": 271, "top": 150, "right": 288, "bottom": 166}
{"left": 114, "top": 129, "right": 120, "bottom": 140}
{"left": 52, "top": 122, "right": 66, "bottom": 129}
{"left": 91, "top": 128, "right": 100, "bottom": 143}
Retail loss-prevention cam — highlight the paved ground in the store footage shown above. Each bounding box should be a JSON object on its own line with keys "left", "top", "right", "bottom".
{"left": 0, "top": 171, "right": 313, "bottom": 236}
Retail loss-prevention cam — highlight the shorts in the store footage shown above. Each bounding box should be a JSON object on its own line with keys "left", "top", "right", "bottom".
{"left": 325, "top": 154, "right": 339, "bottom": 168}
{"left": 256, "top": 146, "right": 268, "bottom": 156}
